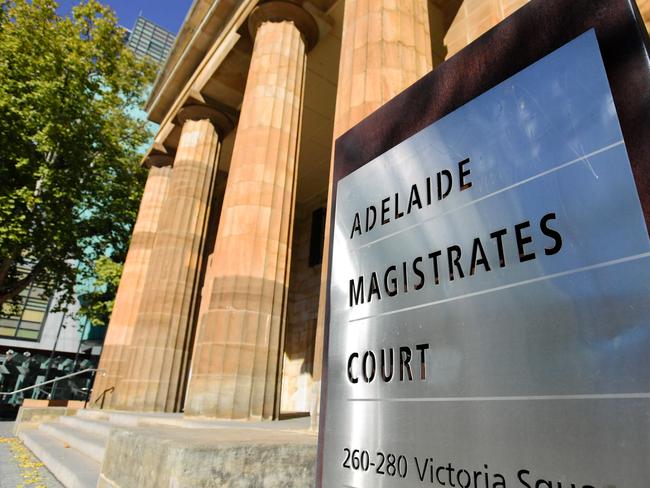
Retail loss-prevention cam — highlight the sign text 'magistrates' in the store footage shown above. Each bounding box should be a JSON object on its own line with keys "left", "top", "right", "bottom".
{"left": 347, "top": 158, "right": 563, "bottom": 310}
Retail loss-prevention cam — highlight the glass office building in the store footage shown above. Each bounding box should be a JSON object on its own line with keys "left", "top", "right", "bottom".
{"left": 126, "top": 16, "right": 176, "bottom": 65}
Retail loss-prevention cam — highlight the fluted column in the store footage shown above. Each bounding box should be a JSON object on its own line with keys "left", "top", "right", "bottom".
{"left": 91, "top": 164, "right": 171, "bottom": 408}
{"left": 334, "top": 0, "right": 432, "bottom": 131}
{"left": 117, "top": 106, "right": 229, "bottom": 412}
{"left": 311, "top": 0, "right": 433, "bottom": 429}
{"left": 445, "top": 0, "right": 530, "bottom": 58}
{"left": 641, "top": 0, "right": 650, "bottom": 31}
{"left": 184, "top": 2, "right": 318, "bottom": 420}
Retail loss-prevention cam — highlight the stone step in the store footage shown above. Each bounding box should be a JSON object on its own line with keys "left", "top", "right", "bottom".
{"left": 106, "top": 412, "right": 141, "bottom": 426}
{"left": 75, "top": 409, "right": 109, "bottom": 421}
{"left": 77, "top": 408, "right": 180, "bottom": 428}
{"left": 19, "top": 429, "right": 101, "bottom": 488}
{"left": 76, "top": 410, "right": 148, "bottom": 429}
{"left": 40, "top": 421, "right": 106, "bottom": 463}
{"left": 59, "top": 416, "right": 112, "bottom": 439}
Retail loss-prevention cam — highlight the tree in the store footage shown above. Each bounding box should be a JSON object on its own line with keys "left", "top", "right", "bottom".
{"left": 77, "top": 254, "right": 123, "bottom": 327}
{"left": 0, "top": 0, "right": 155, "bottom": 310}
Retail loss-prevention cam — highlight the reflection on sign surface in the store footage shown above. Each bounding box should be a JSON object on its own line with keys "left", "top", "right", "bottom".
{"left": 323, "top": 30, "right": 650, "bottom": 488}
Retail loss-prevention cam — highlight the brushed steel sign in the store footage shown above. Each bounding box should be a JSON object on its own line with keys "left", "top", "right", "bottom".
{"left": 321, "top": 29, "right": 650, "bottom": 488}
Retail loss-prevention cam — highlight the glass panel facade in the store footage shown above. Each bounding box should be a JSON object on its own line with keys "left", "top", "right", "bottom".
{"left": 125, "top": 16, "right": 176, "bottom": 64}
{"left": 0, "top": 266, "right": 51, "bottom": 342}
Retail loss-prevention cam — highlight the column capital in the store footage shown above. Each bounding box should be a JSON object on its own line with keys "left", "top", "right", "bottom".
{"left": 248, "top": 1, "right": 319, "bottom": 51}
{"left": 177, "top": 104, "right": 234, "bottom": 137}
{"left": 145, "top": 153, "right": 175, "bottom": 168}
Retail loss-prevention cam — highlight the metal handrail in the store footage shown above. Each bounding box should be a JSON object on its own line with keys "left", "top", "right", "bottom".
{"left": 0, "top": 368, "right": 105, "bottom": 396}
{"left": 94, "top": 386, "right": 115, "bottom": 409}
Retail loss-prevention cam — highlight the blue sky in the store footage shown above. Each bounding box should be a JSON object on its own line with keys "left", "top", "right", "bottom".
{"left": 57, "top": 0, "right": 192, "bottom": 34}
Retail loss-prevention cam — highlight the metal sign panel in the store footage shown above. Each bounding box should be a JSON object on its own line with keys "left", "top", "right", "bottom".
{"left": 320, "top": 23, "right": 650, "bottom": 488}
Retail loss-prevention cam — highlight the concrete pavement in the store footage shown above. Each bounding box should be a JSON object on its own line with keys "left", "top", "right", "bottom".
{"left": 0, "top": 420, "right": 63, "bottom": 488}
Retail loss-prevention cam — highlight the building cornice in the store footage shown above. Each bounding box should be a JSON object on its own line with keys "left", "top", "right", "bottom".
{"left": 146, "top": 0, "right": 253, "bottom": 124}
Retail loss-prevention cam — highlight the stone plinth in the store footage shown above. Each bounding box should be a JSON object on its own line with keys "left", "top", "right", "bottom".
{"left": 98, "top": 420, "right": 316, "bottom": 488}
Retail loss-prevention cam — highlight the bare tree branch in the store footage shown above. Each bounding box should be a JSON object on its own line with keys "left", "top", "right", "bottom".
{"left": 0, "top": 260, "right": 43, "bottom": 306}
{"left": 0, "top": 257, "right": 13, "bottom": 284}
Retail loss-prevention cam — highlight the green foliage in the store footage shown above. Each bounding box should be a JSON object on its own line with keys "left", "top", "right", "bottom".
{"left": 77, "top": 255, "right": 122, "bottom": 326}
{"left": 0, "top": 0, "right": 155, "bottom": 310}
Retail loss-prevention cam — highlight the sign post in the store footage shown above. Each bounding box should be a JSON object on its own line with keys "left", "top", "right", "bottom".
{"left": 317, "top": 1, "right": 650, "bottom": 487}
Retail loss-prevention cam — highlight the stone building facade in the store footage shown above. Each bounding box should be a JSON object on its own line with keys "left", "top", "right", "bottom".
{"left": 92, "top": 0, "right": 650, "bottom": 420}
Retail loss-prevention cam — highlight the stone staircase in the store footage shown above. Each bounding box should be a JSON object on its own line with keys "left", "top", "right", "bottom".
{"left": 17, "top": 408, "right": 317, "bottom": 487}
{"left": 17, "top": 408, "right": 192, "bottom": 487}
{"left": 17, "top": 409, "right": 183, "bottom": 487}
{"left": 18, "top": 409, "right": 112, "bottom": 487}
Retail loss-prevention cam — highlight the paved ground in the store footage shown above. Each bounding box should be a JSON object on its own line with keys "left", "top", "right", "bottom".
{"left": 0, "top": 421, "right": 63, "bottom": 488}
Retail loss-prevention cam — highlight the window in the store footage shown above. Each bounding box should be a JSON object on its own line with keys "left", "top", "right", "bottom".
{"left": 0, "top": 269, "right": 50, "bottom": 341}
{"left": 309, "top": 208, "right": 326, "bottom": 267}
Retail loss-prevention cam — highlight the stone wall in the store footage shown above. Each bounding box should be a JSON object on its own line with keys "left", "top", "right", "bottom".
{"left": 281, "top": 193, "right": 327, "bottom": 414}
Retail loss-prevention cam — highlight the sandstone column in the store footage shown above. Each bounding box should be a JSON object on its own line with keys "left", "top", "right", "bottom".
{"left": 444, "top": 0, "right": 531, "bottom": 58}
{"left": 91, "top": 163, "right": 171, "bottom": 408}
{"left": 117, "top": 106, "right": 231, "bottom": 412}
{"left": 311, "top": 0, "right": 433, "bottom": 428}
{"left": 184, "top": 2, "right": 318, "bottom": 420}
